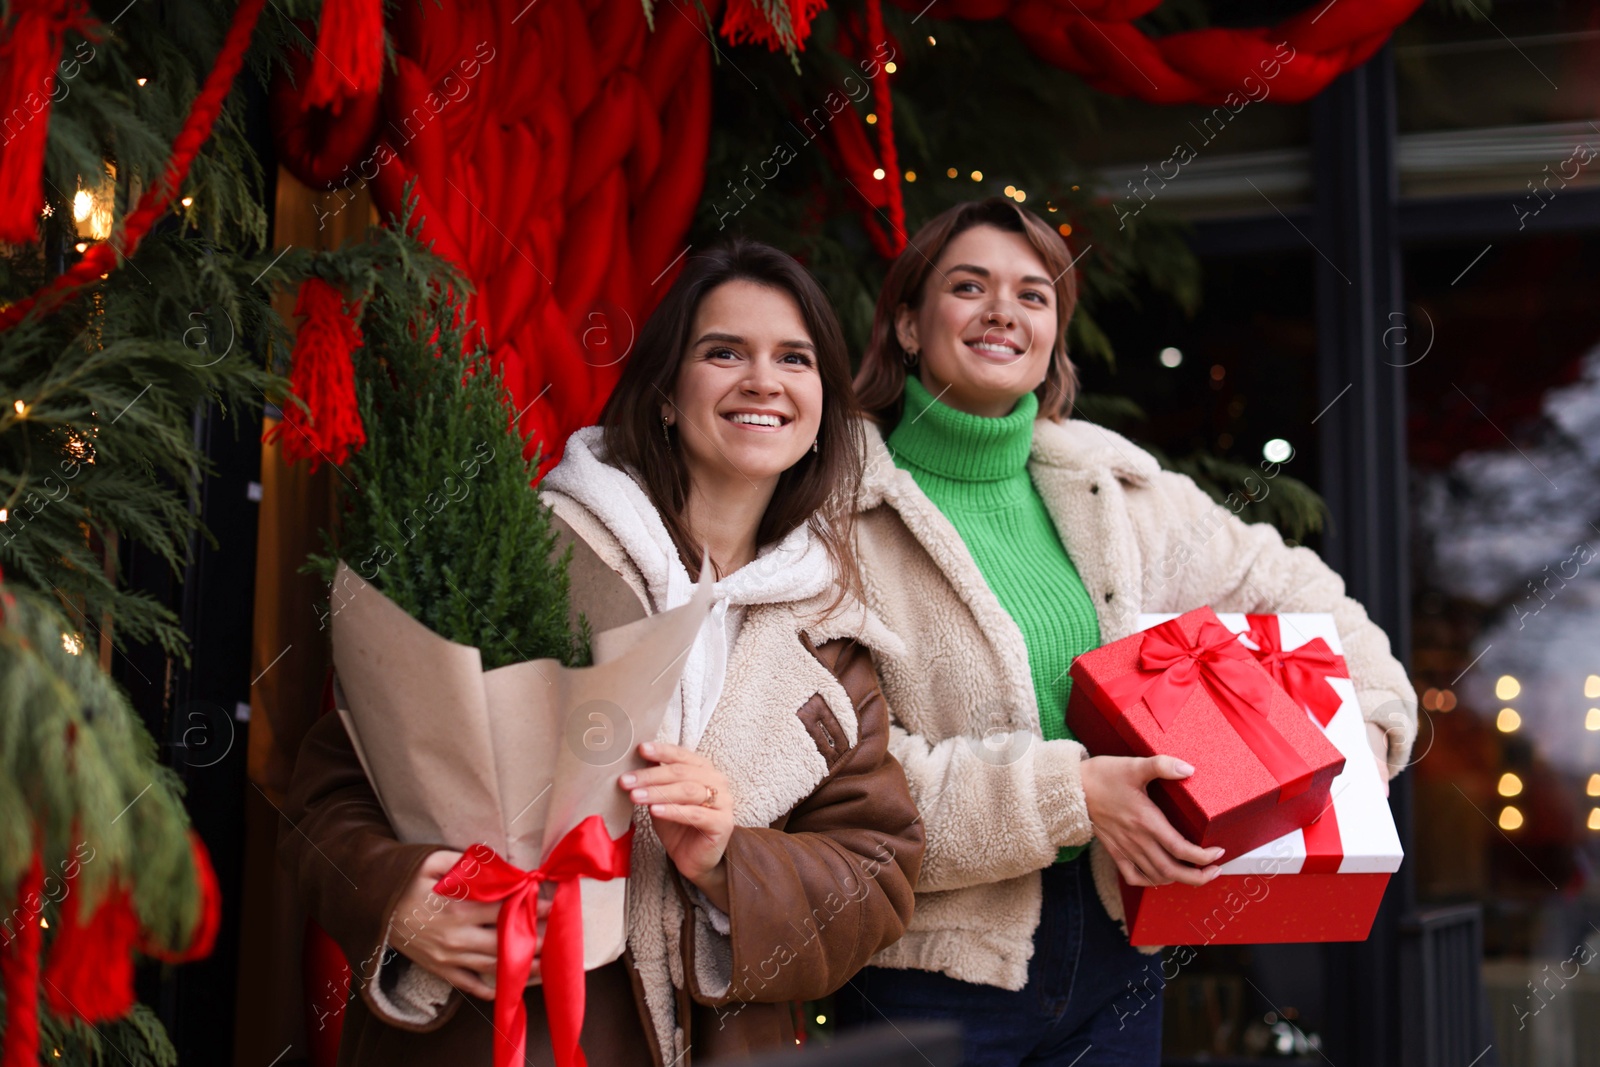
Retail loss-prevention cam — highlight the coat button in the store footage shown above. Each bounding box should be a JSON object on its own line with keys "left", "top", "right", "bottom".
{"left": 1090, "top": 483, "right": 1100, "bottom": 494}
{"left": 1105, "top": 591, "right": 1114, "bottom": 602}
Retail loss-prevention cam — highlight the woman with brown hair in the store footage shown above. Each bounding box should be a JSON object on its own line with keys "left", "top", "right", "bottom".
{"left": 281, "top": 239, "right": 924, "bottom": 1065}
{"left": 832, "top": 198, "right": 1417, "bottom": 1063}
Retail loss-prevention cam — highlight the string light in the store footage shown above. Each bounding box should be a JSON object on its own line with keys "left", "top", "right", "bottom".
{"left": 62, "top": 633, "right": 83, "bottom": 656}
{"left": 1495, "top": 675, "right": 1521, "bottom": 700}
{"left": 1057, "top": 223, "right": 1072, "bottom": 236}
{"left": 1496, "top": 708, "right": 1521, "bottom": 732}
{"left": 0, "top": 509, "right": 8, "bottom": 522}
{"left": 1014, "top": 189, "right": 1026, "bottom": 202}
{"left": 181, "top": 196, "right": 194, "bottom": 207}
{"left": 884, "top": 61, "right": 897, "bottom": 73}
{"left": 904, "top": 170, "right": 917, "bottom": 182}
{"left": 13, "top": 400, "right": 24, "bottom": 415}
{"left": 1590, "top": 809, "right": 1600, "bottom": 831}
{"left": 136, "top": 77, "right": 148, "bottom": 87}
{"left": 1587, "top": 708, "right": 1600, "bottom": 731}
{"left": 1005, "top": 185, "right": 1016, "bottom": 196}
{"left": 946, "top": 167, "right": 958, "bottom": 178}
{"left": 1498, "top": 805, "right": 1523, "bottom": 831}
{"left": 927, "top": 35, "right": 937, "bottom": 45}
{"left": 865, "top": 113, "right": 877, "bottom": 125}
{"left": 1497, "top": 772, "right": 1523, "bottom": 797}
{"left": 815, "top": 1014, "right": 827, "bottom": 1024}
{"left": 1587, "top": 773, "right": 1600, "bottom": 796}
{"left": 1586, "top": 675, "right": 1600, "bottom": 699}
{"left": 872, "top": 167, "right": 885, "bottom": 180}
{"left": 970, "top": 170, "right": 983, "bottom": 181}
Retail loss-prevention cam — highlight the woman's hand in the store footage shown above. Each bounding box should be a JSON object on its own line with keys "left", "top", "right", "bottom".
{"left": 1367, "top": 721, "right": 1393, "bottom": 797}
{"left": 621, "top": 741, "right": 734, "bottom": 909}
{"left": 388, "top": 849, "right": 549, "bottom": 1000}
{"left": 1080, "top": 754, "right": 1225, "bottom": 887}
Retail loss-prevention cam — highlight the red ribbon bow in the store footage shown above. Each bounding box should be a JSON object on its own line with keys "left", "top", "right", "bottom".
{"left": 433, "top": 815, "right": 633, "bottom": 1067}
{"left": 1101, "top": 615, "right": 1315, "bottom": 801}
{"left": 1243, "top": 614, "right": 1350, "bottom": 727}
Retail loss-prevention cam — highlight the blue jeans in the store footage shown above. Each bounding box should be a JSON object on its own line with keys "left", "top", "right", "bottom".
{"left": 833, "top": 855, "right": 1165, "bottom": 1065}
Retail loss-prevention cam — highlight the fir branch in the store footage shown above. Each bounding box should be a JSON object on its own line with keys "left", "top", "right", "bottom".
{"left": 304, "top": 191, "right": 588, "bottom": 671}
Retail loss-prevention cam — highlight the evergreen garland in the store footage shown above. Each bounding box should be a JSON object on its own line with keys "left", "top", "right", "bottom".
{"left": 302, "top": 194, "right": 589, "bottom": 671}
{"left": 696, "top": 6, "right": 1326, "bottom": 539}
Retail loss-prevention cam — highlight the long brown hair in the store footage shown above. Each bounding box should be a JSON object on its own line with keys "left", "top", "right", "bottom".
{"left": 598, "top": 239, "right": 865, "bottom": 605}
{"left": 855, "top": 197, "right": 1082, "bottom": 429}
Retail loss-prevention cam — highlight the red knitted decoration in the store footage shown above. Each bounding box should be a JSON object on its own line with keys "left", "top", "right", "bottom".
{"left": 0, "top": 0, "right": 268, "bottom": 332}
{"left": 721, "top": 0, "right": 828, "bottom": 51}
{"left": 304, "top": 0, "right": 385, "bottom": 111}
{"left": 263, "top": 277, "right": 367, "bottom": 471}
{"left": 0, "top": 0, "right": 95, "bottom": 243}
{"left": 1, "top": 853, "right": 44, "bottom": 1067}
{"left": 40, "top": 881, "right": 139, "bottom": 1022}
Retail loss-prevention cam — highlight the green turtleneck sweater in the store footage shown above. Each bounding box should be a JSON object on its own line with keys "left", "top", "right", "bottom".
{"left": 889, "top": 376, "right": 1100, "bottom": 863}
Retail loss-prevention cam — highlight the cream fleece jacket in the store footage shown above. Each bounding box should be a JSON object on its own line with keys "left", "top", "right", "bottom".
{"left": 853, "top": 415, "right": 1418, "bottom": 989}
{"left": 541, "top": 488, "right": 907, "bottom": 1062}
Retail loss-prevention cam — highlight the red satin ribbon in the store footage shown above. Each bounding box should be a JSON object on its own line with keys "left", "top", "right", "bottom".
{"left": 1243, "top": 614, "right": 1350, "bottom": 727}
{"left": 433, "top": 816, "right": 633, "bottom": 1067}
{"left": 1300, "top": 799, "right": 1344, "bottom": 875}
{"left": 1100, "top": 615, "right": 1315, "bottom": 801}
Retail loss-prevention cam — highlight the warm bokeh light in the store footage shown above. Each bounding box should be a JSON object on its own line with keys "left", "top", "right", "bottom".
{"left": 1005, "top": 185, "right": 1016, "bottom": 196}
{"left": 1496, "top": 675, "right": 1521, "bottom": 700}
{"left": 970, "top": 170, "right": 983, "bottom": 181}
{"left": 1588, "top": 773, "right": 1600, "bottom": 797}
{"left": 904, "top": 171, "right": 916, "bottom": 182}
{"left": 1587, "top": 675, "right": 1600, "bottom": 699}
{"left": 1587, "top": 708, "right": 1600, "bottom": 731}
{"left": 1498, "top": 806, "right": 1524, "bottom": 831}
{"left": 872, "top": 167, "right": 885, "bottom": 180}
{"left": 1497, "top": 772, "right": 1523, "bottom": 797}
{"left": 1057, "top": 223, "right": 1072, "bottom": 236}
{"left": 946, "top": 167, "right": 958, "bottom": 178}
{"left": 1496, "top": 708, "right": 1521, "bottom": 732}
{"left": 865, "top": 113, "right": 877, "bottom": 124}
{"left": 1590, "top": 808, "right": 1600, "bottom": 831}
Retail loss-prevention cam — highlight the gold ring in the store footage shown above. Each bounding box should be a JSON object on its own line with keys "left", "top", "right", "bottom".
{"left": 701, "top": 785, "right": 717, "bottom": 808}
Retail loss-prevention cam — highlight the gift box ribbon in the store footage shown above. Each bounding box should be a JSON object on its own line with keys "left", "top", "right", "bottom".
{"left": 1101, "top": 616, "right": 1315, "bottom": 801}
{"left": 1243, "top": 614, "right": 1350, "bottom": 727}
{"left": 434, "top": 816, "right": 633, "bottom": 1067}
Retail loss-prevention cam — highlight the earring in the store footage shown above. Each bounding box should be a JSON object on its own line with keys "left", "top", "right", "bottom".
{"left": 812, "top": 438, "right": 820, "bottom": 454}
{"left": 901, "top": 345, "right": 919, "bottom": 369}
{"left": 661, "top": 414, "right": 672, "bottom": 448}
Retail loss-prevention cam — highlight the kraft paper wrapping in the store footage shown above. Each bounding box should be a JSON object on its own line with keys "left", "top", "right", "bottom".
{"left": 329, "top": 558, "right": 713, "bottom": 972}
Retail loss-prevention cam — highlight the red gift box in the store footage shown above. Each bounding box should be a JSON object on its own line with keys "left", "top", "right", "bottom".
{"left": 1117, "top": 612, "right": 1403, "bottom": 945}
{"left": 1066, "top": 606, "right": 1345, "bottom": 860}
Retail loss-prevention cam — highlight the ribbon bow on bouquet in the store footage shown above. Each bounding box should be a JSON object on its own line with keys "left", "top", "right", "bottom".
{"left": 433, "top": 816, "right": 633, "bottom": 1067}
{"left": 1242, "top": 614, "right": 1350, "bottom": 727}
{"left": 1100, "top": 615, "right": 1316, "bottom": 801}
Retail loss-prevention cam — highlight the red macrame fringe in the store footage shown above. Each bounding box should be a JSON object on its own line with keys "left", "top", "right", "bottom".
{"left": 0, "top": 0, "right": 93, "bottom": 243}
{"left": 0, "top": 0, "right": 268, "bottom": 333}
{"left": 721, "top": 0, "right": 827, "bottom": 51}
{"left": 304, "top": 0, "right": 385, "bottom": 111}
{"left": 263, "top": 277, "right": 366, "bottom": 471}
{"left": 1, "top": 853, "right": 44, "bottom": 1067}
{"left": 41, "top": 881, "right": 138, "bottom": 1022}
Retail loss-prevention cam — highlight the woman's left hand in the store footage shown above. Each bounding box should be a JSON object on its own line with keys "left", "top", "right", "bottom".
{"left": 1366, "top": 721, "right": 1393, "bottom": 797}
{"left": 621, "top": 741, "right": 734, "bottom": 909}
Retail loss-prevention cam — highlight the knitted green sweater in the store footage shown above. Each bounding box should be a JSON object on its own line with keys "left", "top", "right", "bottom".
{"left": 889, "top": 376, "right": 1100, "bottom": 862}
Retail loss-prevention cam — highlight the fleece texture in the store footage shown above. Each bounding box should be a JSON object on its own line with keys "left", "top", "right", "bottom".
{"left": 853, "top": 414, "right": 1418, "bottom": 990}
{"left": 541, "top": 488, "right": 904, "bottom": 1063}
{"left": 888, "top": 377, "right": 1102, "bottom": 863}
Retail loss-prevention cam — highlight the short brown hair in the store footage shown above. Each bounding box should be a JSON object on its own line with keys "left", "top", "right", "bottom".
{"left": 854, "top": 197, "right": 1081, "bottom": 428}
{"left": 598, "top": 239, "right": 864, "bottom": 604}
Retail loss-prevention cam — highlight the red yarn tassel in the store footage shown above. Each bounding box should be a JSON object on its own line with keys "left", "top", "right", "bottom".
{"left": 41, "top": 881, "right": 138, "bottom": 1022}
{"left": 144, "top": 831, "right": 221, "bottom": 964}
{"left": 0, "top": 0, "right": 93, "bottom": 244}
{"left": 1, "top": 853, "right": 44, "bottom": 1067}
{"left": 720, "top": 0, "right": 827, "bottom": 51}
{"left": 264, "top": 277, "right": 366, "bottom": 471}
{"left": 304, "top": 0, "right": 385, "bottom": 112}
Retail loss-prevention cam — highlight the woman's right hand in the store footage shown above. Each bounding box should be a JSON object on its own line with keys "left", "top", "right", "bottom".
{"left": 1080, "top": 755, "right": 1225, "bottom": 887}
{"left": 387, "top": 849, "right": 546, "bottom": 1000}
